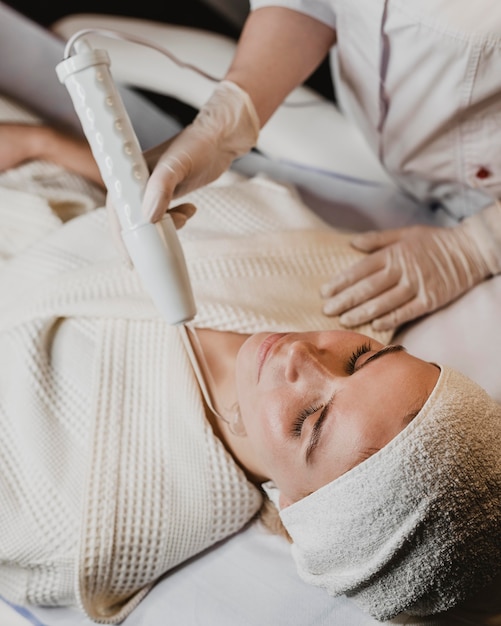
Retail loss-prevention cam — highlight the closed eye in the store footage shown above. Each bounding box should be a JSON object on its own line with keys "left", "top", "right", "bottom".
{"left": 305, "top": 345, "right": 407, "bottom": 464}
{"left": 345, "top": 342, "right": 372, "bottom": 374}
{"left": 291, "top": 404, "right": 322, "bottom": 437}
{"left": 305, "top": 396, "right": 334, "bottom": 463}
{"left": 346, "top": 343, "right": 406, "bottom": 375}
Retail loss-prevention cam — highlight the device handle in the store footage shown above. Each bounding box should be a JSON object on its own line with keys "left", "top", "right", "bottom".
{"left": 56, "top": 40, "right": 196, "bottom": 324}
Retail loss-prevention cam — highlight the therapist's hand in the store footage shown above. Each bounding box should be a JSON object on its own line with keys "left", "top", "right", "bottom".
{"left": 142, "top": 80, "right": 259, "bottom": 224}
{"left": 321, "top": 221, "right": 494, "bottom": 331}
{"left": 107, "top": 196, "right": 196, "bottom": 269}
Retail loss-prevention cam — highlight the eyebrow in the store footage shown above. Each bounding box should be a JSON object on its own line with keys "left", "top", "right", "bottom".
{"left": 304, "top": 344, "right": 406, "bottom": 464}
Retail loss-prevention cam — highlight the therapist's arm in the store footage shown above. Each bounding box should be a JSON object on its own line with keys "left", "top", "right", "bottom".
{"left": 225, "top": 7, "right": 337, "bottom": 127}
{"left": 141, "top": 7, "right": 336, "bottom": 223}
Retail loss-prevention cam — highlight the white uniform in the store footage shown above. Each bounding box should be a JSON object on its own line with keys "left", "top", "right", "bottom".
{"left": 251, "top": 0, "right": 501, "bottom": 220}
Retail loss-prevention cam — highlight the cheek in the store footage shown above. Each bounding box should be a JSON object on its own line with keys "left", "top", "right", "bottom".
{"left": 235, "top": 343, "right": 286, "bottom": 444}
{"left": 240, "top": 397, "right": 280, "bottom": 453}
{"left": 240, "top": 394, "right": 294, "bottom": 472}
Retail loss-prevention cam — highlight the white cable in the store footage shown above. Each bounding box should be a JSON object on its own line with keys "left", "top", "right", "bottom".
{"left": 63, "top": 27, "right": 328, "bottom": 108}
{"left": 63, "top": 27, "right": 221, "bottom": 81}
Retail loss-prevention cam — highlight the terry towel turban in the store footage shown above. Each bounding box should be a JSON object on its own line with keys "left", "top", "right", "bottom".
{"left": 277, "top": 366, "right": 501, "bottom": 621}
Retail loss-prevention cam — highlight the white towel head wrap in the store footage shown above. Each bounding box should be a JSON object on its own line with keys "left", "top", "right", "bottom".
{"left": 276, "top": 366, "right": 501, "bottom": 621}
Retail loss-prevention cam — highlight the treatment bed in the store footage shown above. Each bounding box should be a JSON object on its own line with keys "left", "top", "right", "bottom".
{"left": 0, "top": 4, "right": 500, "bottom": 625}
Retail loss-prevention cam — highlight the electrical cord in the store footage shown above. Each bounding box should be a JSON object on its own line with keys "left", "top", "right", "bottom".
{"left": 63, "top": 27, "right": 329, "bottom": 108}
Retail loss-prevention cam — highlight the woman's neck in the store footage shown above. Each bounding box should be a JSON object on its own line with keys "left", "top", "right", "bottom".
{"left": 186, "top": 326, "right": 266, "bottom": 484}
{"left": 188, "top": 327, "right": 248, "bottom": 429}
{"left": 197, "top": 326, "right": 247, "bottom": 390}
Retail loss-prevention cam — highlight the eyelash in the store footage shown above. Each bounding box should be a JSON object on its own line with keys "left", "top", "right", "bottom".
{"left": 292, "top": 404, "right": 321, "bottom": 438}
{"left": 345, "top": 342, "right": 372, "bottom": 375}
{"left": 291, "top": 342, "right": 372, "bottom": 438}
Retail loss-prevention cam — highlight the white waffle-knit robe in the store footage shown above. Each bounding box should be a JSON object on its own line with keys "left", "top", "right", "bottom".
{"left": 0, "top": 162, "right": 391, "bottom": 623}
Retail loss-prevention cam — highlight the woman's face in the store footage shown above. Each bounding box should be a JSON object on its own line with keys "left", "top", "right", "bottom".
{"left": 235, "top": 331, "right": 439, "bottom": 507}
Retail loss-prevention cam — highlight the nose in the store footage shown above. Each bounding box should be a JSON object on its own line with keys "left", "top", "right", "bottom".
{"left": 285, "top": 340, "right": 326, "bottom": 383}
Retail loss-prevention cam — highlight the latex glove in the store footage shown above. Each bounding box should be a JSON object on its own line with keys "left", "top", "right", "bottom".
{"left": 106, "top": 196, "right": 196, "bottom": 268}
{"left": 142, "top": 80, "right": 259, "bottom": 223}
{"left": 321, "top": 203, "right": 501, "bottom": 331}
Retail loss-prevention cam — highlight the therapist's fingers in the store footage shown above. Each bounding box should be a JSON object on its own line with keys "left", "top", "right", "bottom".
{"left": 350, "top": 227, "right": 407, "bottom": 252}
{"left": 320, "top": 253, "right": 390, "bottom": 299}
{"left": 142, "top": 159, "right": 182, "bottom": 224}
{"left": 336, "top": 282, "right": 415, "bottom": 328}
{"left": 321, "top": 260, "right": 401, "bottom": 316}
{"left": 167, "top": 202, "right": 197, "bottom": 229}
{"left": 372, "top": 297, "right": 432, "bottom": 331}
{"left": 143, "top": 136, "right": 175, "bottom": 171}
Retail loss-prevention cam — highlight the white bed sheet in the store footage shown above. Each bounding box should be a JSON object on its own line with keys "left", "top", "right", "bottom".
{"left": 0, "top": 525, "right": 451, "bottom": 626}
{"left": 0, "top": 4, "right": 500, "bottom": 626}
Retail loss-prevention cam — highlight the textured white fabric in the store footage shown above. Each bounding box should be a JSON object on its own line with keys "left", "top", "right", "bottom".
{"left": 0, "top": 161, "right": 391, "bottom": 623}
{"left": 180, "top": 174, "right": 395, "bottom": 337}
{"left": 279, "top": 366, "right": 501, "bottom": 621}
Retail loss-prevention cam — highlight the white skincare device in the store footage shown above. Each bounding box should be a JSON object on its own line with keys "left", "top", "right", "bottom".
{"left": 56, "top": 39, "right": 196, "bottom": 325}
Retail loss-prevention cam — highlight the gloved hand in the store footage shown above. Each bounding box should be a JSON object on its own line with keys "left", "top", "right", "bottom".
{"left": 142, "top": 80, "right": 260, "bottom": 224}
{"left": 107, "top": 196, "right": 196, "bottom": 268}
{"left": 321, "top": 203, "right": 501, "bottom": 331}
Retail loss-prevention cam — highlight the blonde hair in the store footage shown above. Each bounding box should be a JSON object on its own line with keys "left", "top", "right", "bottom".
{"left": 256, "top": 491, "right": 291, "bottom": 543}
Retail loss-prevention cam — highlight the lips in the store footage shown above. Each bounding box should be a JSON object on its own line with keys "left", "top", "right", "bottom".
{"left": 257, "top": 333, "right": 288, "bottom": 381}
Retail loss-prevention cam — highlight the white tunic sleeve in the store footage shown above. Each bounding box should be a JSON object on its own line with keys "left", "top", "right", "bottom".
{"left": 249, "top": 0, "right": 336, "bottom": 29}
